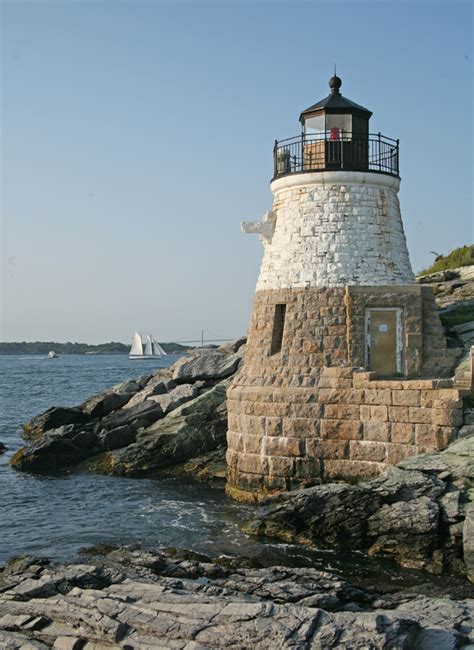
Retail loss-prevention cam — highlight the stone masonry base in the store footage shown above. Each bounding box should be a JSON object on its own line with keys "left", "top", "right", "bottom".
{"left": 242, "top": 286, "right": 460, "bottom": 383}
{"left": 226, "top": 367, "right": 464, "bottom": 501}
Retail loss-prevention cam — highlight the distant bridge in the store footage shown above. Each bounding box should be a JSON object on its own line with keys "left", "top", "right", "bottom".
{"left": 174, "top": 331, "right": 235, "bottom": 347}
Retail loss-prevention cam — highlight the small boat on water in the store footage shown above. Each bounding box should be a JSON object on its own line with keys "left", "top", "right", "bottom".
{"left": 129, "top": 332, "right": 167, "bottom": 360}
{"left": 47, "top": 351, "right": 58, "bottom": 359}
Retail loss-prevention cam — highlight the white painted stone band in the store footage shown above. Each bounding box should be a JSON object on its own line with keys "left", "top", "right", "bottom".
{"left": 251, "top": 171, "right": 414, "bottom": 290}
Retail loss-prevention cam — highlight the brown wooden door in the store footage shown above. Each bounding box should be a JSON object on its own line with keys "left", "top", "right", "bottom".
{"left": 368, "top": 310, "right": 399, "bottom": 375}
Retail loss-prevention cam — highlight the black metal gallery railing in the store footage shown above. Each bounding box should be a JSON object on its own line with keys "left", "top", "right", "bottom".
{"left": 273, "top": 132, "right": 399, "bottom": 179}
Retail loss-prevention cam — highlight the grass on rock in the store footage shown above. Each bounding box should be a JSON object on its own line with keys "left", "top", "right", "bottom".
{"left": 419, "top": 245, "right": 474, "bottom": 275}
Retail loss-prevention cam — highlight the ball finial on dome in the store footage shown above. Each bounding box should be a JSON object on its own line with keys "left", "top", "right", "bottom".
{"left": 329, "top": 73, "right": 342, "bottom": 93}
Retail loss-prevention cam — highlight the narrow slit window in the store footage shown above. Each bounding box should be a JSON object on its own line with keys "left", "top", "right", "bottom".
{"left": 270, "top": 304, "right": 286, "bottom": 355}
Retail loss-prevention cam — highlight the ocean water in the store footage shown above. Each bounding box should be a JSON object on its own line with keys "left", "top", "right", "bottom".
{"left": 0, "top": 354, "right": 256, "bottom": 564}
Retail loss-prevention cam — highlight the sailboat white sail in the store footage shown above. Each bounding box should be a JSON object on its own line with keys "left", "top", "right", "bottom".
{"left": 129, "top": 332, "right": 144, "bottom": 358}
{"left": 152, "top": 337, "right": 167, "bottom": 357}
{"left": 129, "top": 332, "right": 167, "bottom": 359}
{"left": 144, "top": 335, "right": 154, "bottom": 356}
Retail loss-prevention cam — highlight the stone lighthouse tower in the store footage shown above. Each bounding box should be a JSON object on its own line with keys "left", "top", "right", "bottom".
{"left": 226, "top": 74, "right": 462, "bottom": 501}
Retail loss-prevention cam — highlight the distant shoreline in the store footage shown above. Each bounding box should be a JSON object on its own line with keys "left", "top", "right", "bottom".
{"left": 0, "top": 342, "right": 192, "bottom": 356}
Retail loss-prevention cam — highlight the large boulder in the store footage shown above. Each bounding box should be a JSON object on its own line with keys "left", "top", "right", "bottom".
{"left": 81, "top": 391, "right": 132, "bottom": 419}
{"left": 367, "top": 497, "right": 440, "bottom": 567}
{"left": 451, "top": 320, "right": 474, "bottom": 348}
{"left": 368, "top": 466, "right": 446, "bottom": 502}
{"left": 135, "top": 373, "right": 154, "bottom": 388}
{"left": 236, "top": 343, "right": 246, "bottom": 360}
{"left": 98, "top": 425, "right": 136, "bottom": 451}
{"left": 218, "top": 337, "right": 247, "bottom": 355}
{"left": 87, "top": 378, "right": 230, "bottom": 476}
{"left": 80, "top": 379, "right": 146, "bottom": 419}
{"left": 244, "top": 483, "right": 381, "bottom": 550}
{"left": 148, "top": 383, "right": 198, "bottom": 414}
{"left": 100, "top": 399, "right": 164, "bottom": 432}
{"left": 110, "top": 379, "right": 141, "bottom": 395}
{"left": 10, "top": 423, "right": 100, "bottom": 472}
{"left": 172, "top": 351, "right": 240, "bottom": 383}
{"left": 123, "top": 370, "right": 176, "bottom": 410}
{"left": 23, "top": 407, "right": 91, "bottom": 440}
{"left": 440, "top": 434, "right": 474, "bottom": 483}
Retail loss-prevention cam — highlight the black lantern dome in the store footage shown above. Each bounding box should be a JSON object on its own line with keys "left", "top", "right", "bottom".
{"left": 299, "top": 75, "right": 372, "bottom": 139}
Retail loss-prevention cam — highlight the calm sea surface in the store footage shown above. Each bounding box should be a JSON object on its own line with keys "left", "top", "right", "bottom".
{"left": 1, "top": 354, "right": 468, "bottom": 590}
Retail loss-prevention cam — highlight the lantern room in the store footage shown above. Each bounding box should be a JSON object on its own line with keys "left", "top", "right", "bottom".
{"left": 273, "top": 74, "right": 399, "bottom": 179}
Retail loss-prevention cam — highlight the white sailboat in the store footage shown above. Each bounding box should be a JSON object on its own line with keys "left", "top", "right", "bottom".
{"left": 129, "top": 332, "right": 167, "bottom": 360}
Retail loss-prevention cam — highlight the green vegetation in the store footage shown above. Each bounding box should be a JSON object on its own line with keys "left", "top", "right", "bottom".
{"left": 0, "top": 341, "right": 192, "bottom": 355}
{"left": 439, "top": 305, "right": 474, "bottom": 328}
{"left": 419, "top": 245, "right": 474, "bottom": 276}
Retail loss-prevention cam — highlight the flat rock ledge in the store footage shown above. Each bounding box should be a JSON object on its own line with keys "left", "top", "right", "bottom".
{"left": 10, "top": 341, "right": 246, "bottom": 478}
{"left": 244, "top": 432, "right": 474, "bottom": 582}
{"left": 1, "top": 546, "right": 473, "bottom": 649}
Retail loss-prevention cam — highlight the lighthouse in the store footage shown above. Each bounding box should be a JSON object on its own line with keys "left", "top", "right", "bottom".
{"left": 226, "top": 74, "right": 462, "bottom": 501}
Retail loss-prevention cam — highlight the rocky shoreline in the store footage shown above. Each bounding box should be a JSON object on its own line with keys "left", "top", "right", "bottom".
{"left": 11, "top": 340, "right": 246, "bottom": 479}
{"left": 1, "top": 545, "right": 473, "bottom": 648}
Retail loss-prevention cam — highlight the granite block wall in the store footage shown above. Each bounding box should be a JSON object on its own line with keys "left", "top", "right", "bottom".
{"left": 227, "top": 368, "right": 464, "bottom": 501}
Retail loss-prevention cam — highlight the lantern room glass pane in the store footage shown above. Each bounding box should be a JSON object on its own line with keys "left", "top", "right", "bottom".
{"left": 326, "top": 114, "right": 352, "bottom": 139}
{"left": 304, "top": 115, "right": 325, "bottom": 135}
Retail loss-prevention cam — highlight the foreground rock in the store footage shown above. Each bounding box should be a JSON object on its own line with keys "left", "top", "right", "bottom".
{"left": 245, "top": 433, "right": 474, "bottom": 582}
{"left": 0, "top": 546, "right": 472, "bottom": 648}
{"left": 11, "top": 342, "right": 245, "bottom": 477}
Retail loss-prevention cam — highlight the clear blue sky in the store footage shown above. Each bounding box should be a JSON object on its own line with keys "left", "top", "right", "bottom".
{"left": 1, "top": 0, "right": 472, "bottom": 344}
